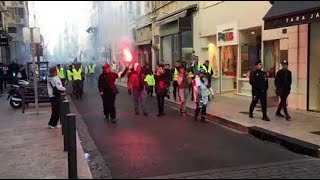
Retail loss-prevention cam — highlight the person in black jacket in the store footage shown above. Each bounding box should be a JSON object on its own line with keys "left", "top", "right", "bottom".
{"left": 98, "top": 64, "right": 128, "bottom": 123}
{"left": 154, "top": 66, "right": 167, "bottom": 116}
{"left": 249, "top": 60, "right": 270, "bottom": 121}
{"left": 275, "top": 60, "right": 292, "bottom": 120}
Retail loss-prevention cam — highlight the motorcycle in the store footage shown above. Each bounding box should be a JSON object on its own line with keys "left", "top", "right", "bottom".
{"left": 7, "top": 80, "right": 29, "bottom": 109}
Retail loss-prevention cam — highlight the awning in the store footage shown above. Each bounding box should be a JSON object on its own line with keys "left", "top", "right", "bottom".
{"left": 264, "top": 1, "right": 320, "bottom": 30}
{"left": 156, "top": 4, "right": 197, "bottom": 26}
{"left": 135, "top": 40, "right": 152, "bottom": 46}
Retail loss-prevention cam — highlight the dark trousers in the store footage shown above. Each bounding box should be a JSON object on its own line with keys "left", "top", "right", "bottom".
{"left": 156, "top": 94, "right": 165, "bottom": 114}
{"left": 189, "top": 83, "right": 194, "bottom": 101}
{"left": 0, "top": 78, "right": 3, "bottom": 94}
{"left": 48, "top": 97, "right": 60, "bottom": 126}
{"left": 102, "top": 94, "right": 116, "bottom": 119}
{"left": 73, "top": 80, "right": 83, "bottom": 98}
{"left": 61, "top": 79, "right": 66, "bottom": 87}
{"left": 277, "top": 93, "right": 289, "bottom": 115}
{"left": 195, "top": 103, "right": 207, "bottom": 120}
{"left": 173, "top": 81, "right": 179, "bottom": 101}
{"left": 147, "top": 86, "right": 154, "bottom": 97}
{"left": 249, "top": 91, "right": 267, "bottom": 117}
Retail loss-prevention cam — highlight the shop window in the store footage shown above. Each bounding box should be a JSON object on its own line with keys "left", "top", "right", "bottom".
{"left": 240, "top": 44, "right": 261, "bottom": 78}
{"left": 221, "top": 45, "right": 237, "bottom": 76}
{"left": 173, "top": 34, "right": 180, "bottom": 62}
{"left": 263, "top": 40, "right": 279, "bottom": 78}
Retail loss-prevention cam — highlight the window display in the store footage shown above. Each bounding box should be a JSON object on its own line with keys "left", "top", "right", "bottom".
{"left": 221, "top": 45, "right": 237, "bottom": 76}
{"left": 263, "top": 40, "right": 279, "bottom": 78}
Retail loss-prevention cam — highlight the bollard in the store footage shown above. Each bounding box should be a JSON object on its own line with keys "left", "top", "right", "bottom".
{"left": 67, "top": 113, "right": 78, "bottom": 179}
{"left": 63, "top": 100, "right": 70, "bottom": 152}
{"left": 59, "top": 93, "right": 66, "bottom": 135}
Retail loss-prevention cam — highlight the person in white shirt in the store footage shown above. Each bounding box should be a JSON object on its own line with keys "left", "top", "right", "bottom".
{"left": 193, "top": 68, "right": 209, "bottom": 123}
{"left": 47, "top": 67, "right": 66, "bottom": 129}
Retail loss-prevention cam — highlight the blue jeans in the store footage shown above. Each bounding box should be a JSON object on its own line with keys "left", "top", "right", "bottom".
{"left": 132, "top": 89, "right": 147, "bottom": 114}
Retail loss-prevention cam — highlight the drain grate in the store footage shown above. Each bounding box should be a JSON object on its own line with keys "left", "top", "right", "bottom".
{"left": 310, "top": 131, "right": 320, "bottom": 136}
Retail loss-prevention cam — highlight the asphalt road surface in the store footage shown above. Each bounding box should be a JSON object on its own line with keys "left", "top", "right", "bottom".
{"left": 73, "top": 84, "right": 307, "bottom": 179}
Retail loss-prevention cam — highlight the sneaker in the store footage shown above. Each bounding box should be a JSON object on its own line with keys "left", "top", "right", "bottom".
{"left": 111, "top": 119, "right": 117, "bottom": 124}
{"left": 182, "top": 112, "right": 188, "bottom": 116}
{"left": 48, "top": 125, "right": 55, "bottom": 129}
{"left": 285, "top": 114, "right": 291, "bottom": 121}
{"left": 56, "top": 124, "right": 62, "bottom": 128}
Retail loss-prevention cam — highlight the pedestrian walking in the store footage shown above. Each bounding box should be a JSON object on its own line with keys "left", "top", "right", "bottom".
{"left": 275, "top": 60, "right": 292, "bottom": 120}
{"left": 187, "top": 66, "right": 195, "bottom": 101}
{"left": 193, "top": 68, "right": 209, "bottom": 123}
{"left": 72, "top": 63, "right": 84, "bottom": 99}
{"left": 177, "top": 66, "right": 189, "bottom": 115}
{"left": 98, "top": 64, "right": 128, "bottom": 123}
{"left": 87, "top": 63, "right": 96, "bottom": 86}
{"left": 249, "top": 60, "right": 270, "bottom": 121}
{"left": 144, "top": 71, "right": 155, "bottom": 98}
{"left": 47, "top": 66, "right": 66, "bottom": 129}
{"left": 66, "top": 65, "right": 73, "bottom": 96}
{"left": 57, "top": 64, "right": 66, "bottom": 86}
{"left": 154, "top": 66, "right": 167, "bottom": 117}
{"left": 172, "top": 61, "right": 181, "bottom": 102}
{"left": 128, "top": 63, "right": 148, "bottom": 116}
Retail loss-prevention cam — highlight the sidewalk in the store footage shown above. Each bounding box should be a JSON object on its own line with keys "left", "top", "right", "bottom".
{"left": 116, "top": 81, "right": 320, "bottom": 157}
{"left": 0, "top": 96, "right": 92, "bottom": 179}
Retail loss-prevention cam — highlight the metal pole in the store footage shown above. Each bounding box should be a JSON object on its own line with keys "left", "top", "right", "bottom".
{"left": 67, "top": 113, "right": 78, "bottom": 179}
{"left": 63, "top": 100, "right": 70, "bottom": 152}
{"left": 31, "top": 28, "right": 39, "bottom": 115}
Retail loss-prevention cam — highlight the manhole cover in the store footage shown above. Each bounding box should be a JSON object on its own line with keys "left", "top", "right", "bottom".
{"left": 310, "top": 131, "right": 320, "bottom": 136}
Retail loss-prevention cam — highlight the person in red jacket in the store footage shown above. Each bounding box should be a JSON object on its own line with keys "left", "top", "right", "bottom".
{"left": 98, "top": 64, "right": 128, "bottom": 123}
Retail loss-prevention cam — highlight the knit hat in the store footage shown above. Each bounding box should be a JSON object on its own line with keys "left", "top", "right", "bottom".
{"left": 255, "top": 60, "right": 262, "bottom": 66}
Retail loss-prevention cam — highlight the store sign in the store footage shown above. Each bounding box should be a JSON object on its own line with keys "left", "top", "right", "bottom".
{"left": 217, "top": 22, "right": 238, "bottom": 47}
{"left": 218, "top": 29, "right": 234, "bottom": 42}
{"left": 264, "top": 8, "right": 320, "bottom": 30}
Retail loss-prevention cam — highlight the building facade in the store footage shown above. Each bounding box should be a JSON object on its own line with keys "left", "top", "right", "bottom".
{"left": 89, "top": 1, "right": 319, "bottom": 112}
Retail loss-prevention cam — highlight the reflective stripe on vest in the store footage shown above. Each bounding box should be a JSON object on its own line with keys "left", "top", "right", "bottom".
{"left": 67, "top": 70, "right": 73, "bottom": 81}
{"left": 88, "top": 65, "right": 96, "bottom": 74}
{"left": 72, "top": 68, "right": 82, "bottom": 80}
{"left": 188, "top": 72, "right": 194, "bottom": 78}
{"left": 57, "top": 68, "right": 65, "bottom": 79}
{"left": 173, "top": 68, "right": 179, "bottom": 81}
{"left": 202, "top": 65, "right": 212, "bottom": 74}
{"left": 197, "top": 63, "right": 202, "bottom": 71}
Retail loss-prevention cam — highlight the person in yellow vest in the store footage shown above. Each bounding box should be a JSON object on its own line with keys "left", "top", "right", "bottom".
{"left": 87, "top": 63, "right": 96, "bottom": 86}
{"left": 172, "top": 61, "right": 181, "bottom": 102}
{"left": 56, "top": 64, "right": 66, "bottom": 86}
{"left": 202, "top": 60, "right": 214, "bottom": 101}
{"left": 66, "top": 65, "right": 73, "bottom": 96}
{"left": 144, "top": 70, "right": 155, "bottom": 98}
{"left": 72, "top": 63, "right": 84, "bottom": 99}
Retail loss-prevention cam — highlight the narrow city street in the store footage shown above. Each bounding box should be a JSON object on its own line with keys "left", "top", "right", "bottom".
{"left": 73, "top": 85, "right": 314, "bottom": 179}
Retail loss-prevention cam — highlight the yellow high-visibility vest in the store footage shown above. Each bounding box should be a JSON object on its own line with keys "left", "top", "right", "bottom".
{"left": 67, "top": 69, "right": 73, "bottom": 81}
{"left": 144, "top": 74, "right": 155, "bottom": 86}
{"left": 57, "top": 68, "right": 65, "bottom": 79}
{"left": 88, "top": 64, "right": 96, "bottom": 74}
{"left": 173, "top": 68, "right": 179, "bottom": 81}
{"left": 72, "top": 68, "right": 82, "bottom": 80}
{"left": 202, "top": 65, "right": 212, "bottom": 74}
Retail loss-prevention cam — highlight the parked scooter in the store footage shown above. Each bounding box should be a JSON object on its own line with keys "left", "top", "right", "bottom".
{"left": 7, "top": 80, "right": 29, "bottom": 109}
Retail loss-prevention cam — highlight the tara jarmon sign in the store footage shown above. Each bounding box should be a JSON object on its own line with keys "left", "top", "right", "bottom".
{"left": 264, "top": 8, "right": 320, "bottom": 30}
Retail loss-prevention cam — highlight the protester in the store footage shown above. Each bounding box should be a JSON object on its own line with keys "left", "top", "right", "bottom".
{"left": 193, "top": 68, "right": 209, "bottom": 123}
{"left": 154, "top": 66, "right": 167, "bottom": 117}
{"left": 144, "top": 70, "right": 155, "bottom": 98}
{"left": 98, "top": 64, "right": 128, "bottom": 123}
{"left": 172, "top": 61, "right": 181, "bottom": 102}
{"left": 177, "top": 66, "right": 189, "bottom": 115}
{"left": 164, "top": 63, "right": 172, "bottom": 99}
{"left": 128, "top": 63, "right": 148, "bottom": 116}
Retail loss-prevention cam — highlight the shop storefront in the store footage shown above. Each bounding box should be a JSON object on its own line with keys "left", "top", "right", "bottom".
{"left": 263, "top": 1, "right": 320, "bottom": 111}
{"left": 157, "top": 5, "right": 197, "bottom": 67}
{"left": 215, "top": 22, "right": 239, "bottom": 93}
{"left": 135, "top": 24, "right": 152, "bottom": 67}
